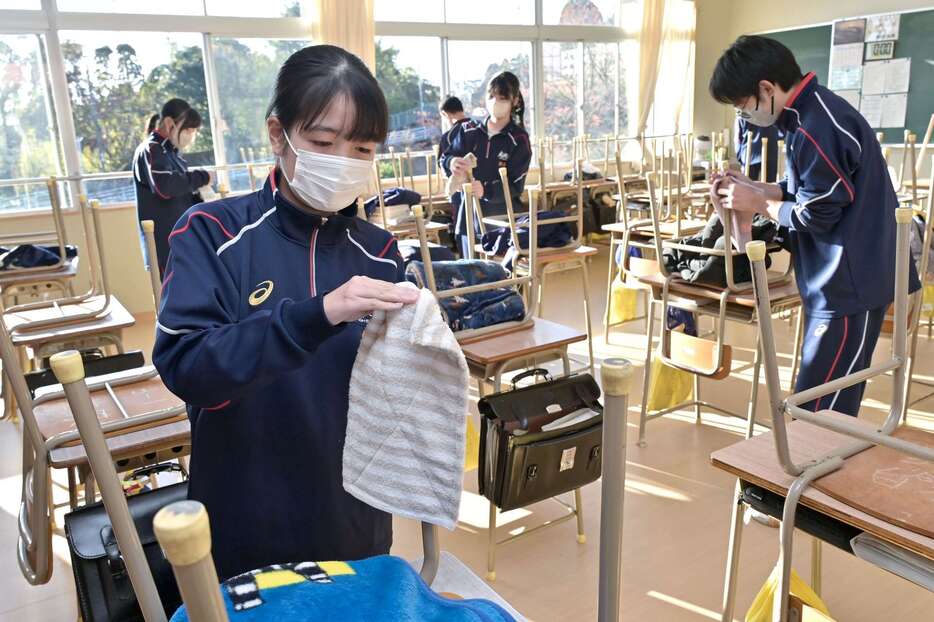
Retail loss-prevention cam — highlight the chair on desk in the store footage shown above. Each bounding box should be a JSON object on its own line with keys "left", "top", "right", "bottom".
{"left": 602, "top": 141, "right": 712, "bottom": 341}
{"left": 714, "top": 209, "right": 934, "bottom": 622}
{"left": 0, "top": 178, "right": 78, "bottom": 310}
{"left": 411, "top": 201, "right": 589, "bottom": 581}
{"left": 370, "top": 157, "right": 447, "bottom": 244}
{"left": 615, "top": 171, "right": 801, "bottom": 446}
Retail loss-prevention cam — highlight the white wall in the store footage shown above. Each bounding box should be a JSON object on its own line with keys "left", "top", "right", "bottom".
{"left": 2, "top": 205, "right": 155, "bottom": 316}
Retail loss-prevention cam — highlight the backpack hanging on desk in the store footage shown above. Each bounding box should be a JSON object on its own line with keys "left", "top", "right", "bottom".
{"left": 478, "top": 370, "right": 603, "bottom": 512}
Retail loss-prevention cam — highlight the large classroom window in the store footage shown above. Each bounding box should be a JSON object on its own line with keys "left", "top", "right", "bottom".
{"left": 0, "top": 1, "right": 696, "bottom": 211}
{"left": 59, "top": 31, "right": 212, "bottom": 204}
{"left": 0, "top": 33, "right": 62, "bottom": 212}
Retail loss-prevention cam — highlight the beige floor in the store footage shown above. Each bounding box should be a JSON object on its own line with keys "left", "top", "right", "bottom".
{"left": 2, "top": 245, "right": 934, "bottom": 621}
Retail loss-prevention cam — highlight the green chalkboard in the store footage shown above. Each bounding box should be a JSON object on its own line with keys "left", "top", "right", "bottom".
{"left": 885, "top": 10, "right": 934, "bottom": 143}
{"left": 765, "top": 25, "right": 832, "bottom": 88}
{"left": 763, "top": 10, "right": 934, "bottom": 143}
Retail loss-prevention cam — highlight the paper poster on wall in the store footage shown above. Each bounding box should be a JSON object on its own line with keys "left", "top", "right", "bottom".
{"left": 880, "top": 93, "right": 908, "bottom": 128}
{"left": 836, "top": 90, "right": 861, "bottom": 110}
{"left": 860, "top": 95, "right": 884, "bottom": 128}
{"left": 862, "top": 58, "right": 911, "bottom": 95}
{"left": 830, "top": 66, "right": 862, "bottom": 91}
{"left": 866, "top": 14, "right": 900, "bottom": 42}
{"left": 833, "top": 18, "right": 867, "bottom": 45}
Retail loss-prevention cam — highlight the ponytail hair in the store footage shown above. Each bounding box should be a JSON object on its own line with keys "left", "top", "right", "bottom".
{"left": 147, "top": 98, "right": 203, "bottom": 136}
{"left": 488, "top": 71, "right": 525, "bottom": 129}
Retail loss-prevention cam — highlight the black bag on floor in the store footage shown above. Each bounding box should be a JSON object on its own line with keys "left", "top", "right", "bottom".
{"left": 64, "top": 481, "right": 188, "bottom": 621}
{"left": 478, "top": 371, "right": 603, "bottom": 512}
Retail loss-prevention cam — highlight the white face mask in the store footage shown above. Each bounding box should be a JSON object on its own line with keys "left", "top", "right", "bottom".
{"left": 486, "top": 98, "right": 512, "bottom": 122}
{"left": 282, "top": 131, "right": 373, "bottom": 213}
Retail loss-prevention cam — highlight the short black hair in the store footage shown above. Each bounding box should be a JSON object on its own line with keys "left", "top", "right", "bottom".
{"left": 267, "top": 44, "right": 388, "bottom": 143}
{"left": 440, "top": 96, "right": 464, "bottom": 114}
{"left": 709, "top": 35, "right": 804, "bottom": 105}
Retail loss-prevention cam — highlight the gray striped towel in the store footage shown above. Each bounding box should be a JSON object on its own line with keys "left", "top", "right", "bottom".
{"left": 343, "top": 282, "right": 469, "bottom": 530}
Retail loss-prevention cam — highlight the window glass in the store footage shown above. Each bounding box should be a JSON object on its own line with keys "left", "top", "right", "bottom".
{"left": 543, "top": 0, "right": 620, "bottom": 26}
{"left": 543, "top": 42, "right": 579, "bottom": 142}
{"left": 212, "top": 37, "right": 309, "bottom": 192}
{"left": 374, "top": 0, "right": 443, "bottom": 23}
{"left": 444, "top": 0, "right": 534, "bottom": 25}
{"left": 204, "top": 0, "right": 306, "bottom": 18}
{"left": 0, "top": 34, "right": 62, "bottom": 212}
{"left": 56, "top": 0, "right": 203, "bottom": 15}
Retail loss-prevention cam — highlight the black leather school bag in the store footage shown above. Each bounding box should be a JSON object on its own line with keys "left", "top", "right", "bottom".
{"left": 478, "top": 371, "right": 603, "bottom": 512}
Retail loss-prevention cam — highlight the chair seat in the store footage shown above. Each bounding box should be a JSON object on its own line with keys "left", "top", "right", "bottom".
{"left": 635, "top": 272, "right": 799, "bottom": 308}
{"left": 0, "top": 256, "right": 79, "bottom": 287}
{"left": 5, "top": 295, "right": 135, "bottom": 346}
{"left": 517, "top": 245, "right": 598, "bottom": 268}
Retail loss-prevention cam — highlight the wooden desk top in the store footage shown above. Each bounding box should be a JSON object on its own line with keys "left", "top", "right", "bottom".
{"left": 50, "top": 420, "right": 191, "bottom": 469}
{"left": 4, "top": 295, "right": 135, "bottom": 346}
{"left": 711, "top": 420, "right": 934, "bottom": 561}
{"left": 460, "top": 318, "right": 586, "bottom": 366}
{"left": 0, "top": 257, "right": 79, "bottom": 287}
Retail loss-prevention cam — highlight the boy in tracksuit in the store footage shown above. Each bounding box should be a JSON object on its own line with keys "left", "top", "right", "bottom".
{"left": 735, "top": 117, "right": 781, "bottom": 182}
{"left": 710, "top": 35, "right": 919, "bottom": 417}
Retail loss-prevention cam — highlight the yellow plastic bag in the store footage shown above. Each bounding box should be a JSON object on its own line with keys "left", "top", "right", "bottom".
{"left": 645, "top": 357, "right": 694, "bottom": 411}
{"left": 745, "top": 565, "right": 834, "bottom": 622}
{"left": 922, "top": 283, "right": 934, "bottom": 320}
{"left": 463, "top": 416, "right": 480, "bottom": 472}
{"left": 608, "top": 275, "right": 639, "bottom": 324}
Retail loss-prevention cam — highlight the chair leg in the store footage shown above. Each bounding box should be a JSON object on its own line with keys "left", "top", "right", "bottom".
{"left": 790, "top": 308, "right": 804, "bottom": 392}
{"left": 746, "top": 341, "right": 762, "bottom": 440}
{"left": 604, "top": 238, "right": 617, "bottom": 345}
{"left": 693, "top": 373, "right": 701, "bottom": 423}
{"left": 487, "top": 501, "right": 497, "bottom": 581}
{"left": 638, "top": 300, "right": 656, "bottom": 447}
{"left": 574, "top": 487, "right": 586, "bottom": 544}
{"left": 538, "top": 266, "right": 548, "bottom": 317}
{"left": 721, "top": 482, "right": 746, "bottom": 622}
{"left": 579, "top": 259, "right": 596, "bottom": 375}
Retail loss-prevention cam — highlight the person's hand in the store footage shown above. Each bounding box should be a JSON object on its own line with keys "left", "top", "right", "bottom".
{"left": 450, "top": 157, "right": 471, "bottom": 176}
{"left": 724, "top": 168, "right": 753, "bottom": 185}
{"left": 717, "top": 179, "right": 767, "bottom": 214}
{"left": 471, "top": 180, "right": 484, "bottom": 198}
{"left": 323, "top": 276, "right": 420, "bottom": 325}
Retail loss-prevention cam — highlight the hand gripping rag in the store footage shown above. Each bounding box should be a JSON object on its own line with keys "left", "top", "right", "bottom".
{"left": 343, "top": 283, "right": 469, "bottom": 529}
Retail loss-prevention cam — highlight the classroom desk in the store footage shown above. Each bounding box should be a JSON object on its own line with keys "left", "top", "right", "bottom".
{"left": 711, "top": 420, "right": 934, "bottom": 561}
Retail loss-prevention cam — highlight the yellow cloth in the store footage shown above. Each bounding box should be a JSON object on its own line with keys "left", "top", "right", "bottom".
{"left": 645, "top": 357, "right": 694, "bottom": 411}
{"left": 463, "top": 416, "right": 480, "bottom": 472}
{"left": 746, "top": 565, "right": 833, "bottom": 622}
{"left": 608, "top": 275, "right": 640, "bottom": 324}
{"left": 921, "top": 283, "right": 934, "bottom": 319}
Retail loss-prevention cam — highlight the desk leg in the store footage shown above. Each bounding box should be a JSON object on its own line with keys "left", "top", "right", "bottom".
{"left": 638, "top": 299, "right": 656, "bottom": 447}
{"left": 580, "top": 258, "right": 596, "bottom": 376}
{"left": 487, "top": 501, "right": 497, "bottom": 582}
{"left": 721, "top": 481, "right": 745, "bottom": 622}
{"left": 574, "top": 488, "right": 585, "bottom": 544}
{"left": 789, "top": 309, "right": 804, "bottom": 393}
{"left": 693, "top": 373, "right": 702, "bottom": 423}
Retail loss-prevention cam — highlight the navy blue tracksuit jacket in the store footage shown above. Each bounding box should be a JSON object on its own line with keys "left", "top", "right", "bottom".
{"left": 440, "top": 117, "right": 532, "bottom": 255}
{"left": 735, "top": 118, "right": 781, "bottom": 182}
{"left": 772, "top": 72, "right": 919, "bottom": 415}
{"left": 153, "top": 170, "right": 403, "bottom": 580}
{"left": 133, "top": 130, "right": 210, "bottom": 276}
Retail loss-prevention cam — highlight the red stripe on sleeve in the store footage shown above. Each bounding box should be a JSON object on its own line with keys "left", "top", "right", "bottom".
{"left": 168, "top": 211, "right": 235, "bottom": 241}
{"left": 797, "top": 128, "right": 855, "bottom": 202}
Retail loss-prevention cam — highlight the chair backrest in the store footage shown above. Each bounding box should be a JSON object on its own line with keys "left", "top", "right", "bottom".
{"left": 0, "top": 177, "right": 70, "bottom": 276}
{"left": 412, "top": 187, "right": 538, "bottom": 340}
